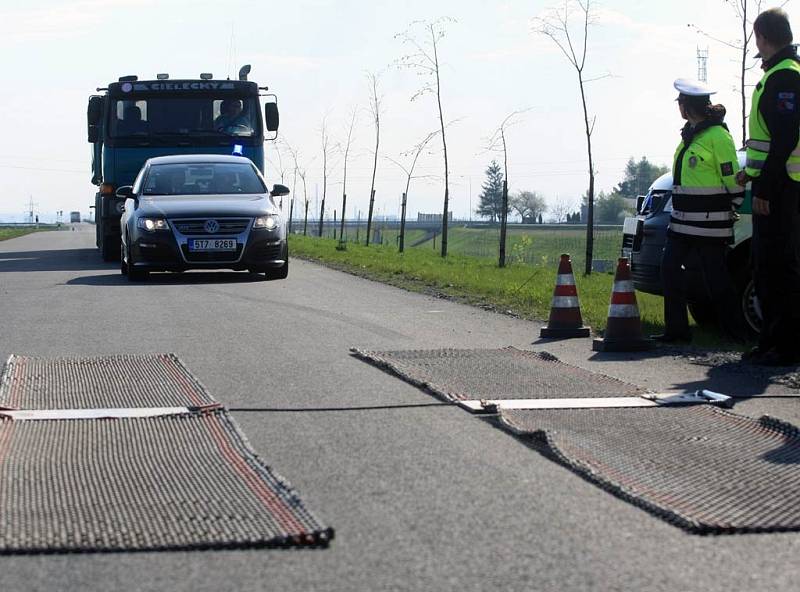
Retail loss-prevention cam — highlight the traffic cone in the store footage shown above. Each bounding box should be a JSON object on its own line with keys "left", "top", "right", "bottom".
{"left": 540, "top": 254, "right": 591, "bottom": 338}
{"left": 592, "top": 257, "right": 654, "bottom": 351}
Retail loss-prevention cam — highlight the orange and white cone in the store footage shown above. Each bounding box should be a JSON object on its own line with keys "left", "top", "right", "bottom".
{"left": 540, "top": 254, "right": 590, "bottom": 338}
{"left": 592, "top": 257, "right": 654, "bottom": 351}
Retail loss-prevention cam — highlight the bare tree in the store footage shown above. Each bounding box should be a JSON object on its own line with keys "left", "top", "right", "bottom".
{"left": 338, "top": 107, "right": 358, "bottom": 249}
{"left": 396, "top": 17, "right": 456, "bottom": 257}
{"left": 486, "top": 109, "right": 530, "bottom": 268}
{"left": 299, "top": 167, "right": 310, "bottom": 236}
{"left": 688, "top": 1, "right": 782, "bottom": 147}
{"left": 550, "top": 197, "right": 576, "bottom": 223}
{"left": 511, "top": 190, "right": 548, "bottom": 222}
{"left": 318, "top": 115, "right": 332, "bottom": 237}
{"left": 364, "top": 72, "right": 383, "bottom": 246}
{"left": 385, "top": 129, "right": 440, "bottom": 252}
{"left": 266, "top": 139, "right": 288, "bottom": 209}
{"left": 533, "top": 0, "right": 606, "bottom": 275}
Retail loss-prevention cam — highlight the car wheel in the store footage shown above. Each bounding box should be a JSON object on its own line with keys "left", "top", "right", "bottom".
{"left": 127, "top": 241, "right": 149, "bottom": 282}
{"left": 735, "top": 270, "right": 761, "bottom": 337}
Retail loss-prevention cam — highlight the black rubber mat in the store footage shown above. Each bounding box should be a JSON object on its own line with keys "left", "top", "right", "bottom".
{"left": 0, "top": 408, "right": 333, "bottom": 553}
{"left": 351, "top": 347, "right": 648, "bottom": 402}
{"left": 0, "top": 354, "right": 217, "bottom": 409}
{"left": 500, "top": 406, "right": 800, "bottom": 534}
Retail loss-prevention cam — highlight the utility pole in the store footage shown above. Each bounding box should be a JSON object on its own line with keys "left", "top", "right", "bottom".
{"left": 697, "top": 47, "right": 709, "bottom": 83}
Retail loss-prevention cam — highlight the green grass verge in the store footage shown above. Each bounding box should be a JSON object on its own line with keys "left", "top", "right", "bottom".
{"left": 290, "top": 235, "right": 743, "bottom": 350}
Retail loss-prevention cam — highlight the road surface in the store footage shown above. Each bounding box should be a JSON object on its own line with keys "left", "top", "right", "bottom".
{"left": 0, "top": 226, "right": 798, "bottom": 592}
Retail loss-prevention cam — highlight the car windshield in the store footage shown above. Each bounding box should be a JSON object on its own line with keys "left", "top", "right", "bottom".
{"left": 142, "top": 163, "right": 266, "bottom": 196}
{"left": 641, "top": 190, "right": 672, "bottom": 216}
{"left": 109, "top": 96, "right": 259, "bottom": 138}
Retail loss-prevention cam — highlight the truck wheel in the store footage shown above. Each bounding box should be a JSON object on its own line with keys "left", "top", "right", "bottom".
{"left": 102, "top": 234, "right": 120, "bottom": 262}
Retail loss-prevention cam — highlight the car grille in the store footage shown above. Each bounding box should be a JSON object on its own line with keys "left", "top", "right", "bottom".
{"left": 171, "top": 218, "right": 251, "bottom": 235}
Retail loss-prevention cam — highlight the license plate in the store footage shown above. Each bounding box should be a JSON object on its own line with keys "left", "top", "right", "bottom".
{"left": 188, "top": 238, "right": 237, "bottom": 251}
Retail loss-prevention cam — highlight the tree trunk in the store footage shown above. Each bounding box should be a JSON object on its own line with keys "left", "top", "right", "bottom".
{"left": 303, "top": 201, "right": 309, "bottom": 236}
{"left": 740, "top": 2, "right": 748, "bottom": 148}
{"left": 432, "top": 27, "right": 449, "bottom": 258}
{"left": 338, "top": 193, "right": 347, "bottom": 246}
{"left": 288, "top": 198, "right": 294, "bottom": 234}
{"left": 399, "top": 192, "right": 407, "bottom": 253}
{"left": 499, "top": 179, "right": 508, "bottom": 268}
{"left": 365, "top": 189, "right": 376, "bottom": 246}
{"left": 578, "top": 72, "right": 595, "bottom": 276}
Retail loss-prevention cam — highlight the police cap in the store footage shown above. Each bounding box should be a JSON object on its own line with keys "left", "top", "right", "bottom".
{"left": 673, "top": 78, "right": 716, "bottom": 100}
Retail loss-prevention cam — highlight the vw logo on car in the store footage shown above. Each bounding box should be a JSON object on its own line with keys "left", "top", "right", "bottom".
{"left": 204, "top": 219, "right": 220, "bottom": 234}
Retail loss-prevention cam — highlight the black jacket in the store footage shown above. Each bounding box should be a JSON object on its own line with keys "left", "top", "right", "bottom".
{"left": 754, "top": 46, "right": 800, "bottom": 199}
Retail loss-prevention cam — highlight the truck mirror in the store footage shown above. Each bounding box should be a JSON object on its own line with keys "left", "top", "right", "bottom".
{"left": 116, "top": 186, "right": 134, "bottom": 198}
{"left": 87, "top": 96, "right": 104, "bottom": 143}
{"left": 264, "top": 102, "right": 279, "bottom": 132}
{"left": 271, "top": 184, "right": 290, "bottom": 197}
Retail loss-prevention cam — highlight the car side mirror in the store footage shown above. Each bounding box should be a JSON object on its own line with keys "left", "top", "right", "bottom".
{"left": 116, "top": 186, "right": 134, "bottom": 199}
{"left": 264, "top": 101, "right": 279, "bottom": 132}
{"left": 636, "top": 195, "right": 646, "bottom": 214}
{"left": 270, "top": 184, "right": 290, "bottom": 197}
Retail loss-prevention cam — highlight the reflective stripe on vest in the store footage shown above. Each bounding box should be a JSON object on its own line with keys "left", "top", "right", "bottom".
{"left": 668, "top": 222, "right": 734, "bottom": 238}
{"left": 671, "top": 210, "right": 733, "bottom": 222}
{"left": 746, "top": 58, "right": 800, "bottom": 181}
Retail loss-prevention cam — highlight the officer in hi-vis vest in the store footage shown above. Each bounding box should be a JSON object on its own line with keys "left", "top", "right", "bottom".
{"left": 652, "top": 79, "right": 746, "bottom": 344}
{"left": 737, "top": 8, "right": 800, "bottom": 365}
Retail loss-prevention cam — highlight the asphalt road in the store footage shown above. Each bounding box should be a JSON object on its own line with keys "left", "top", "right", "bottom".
{"left": 1, "top": 226, "right": 799, "bottom": 592}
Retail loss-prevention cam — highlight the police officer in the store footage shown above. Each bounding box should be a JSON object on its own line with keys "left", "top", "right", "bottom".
{"left": 652, "top": 79, "right": 745, "bottom": 343}
{"left": 737, "top": 8, "right": 800, "bottom": 365}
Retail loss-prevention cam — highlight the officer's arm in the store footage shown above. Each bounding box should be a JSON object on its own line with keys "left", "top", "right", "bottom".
{"left": 715, "top": 131, "right": 745, "bottom": 209}
{"left": 760, "top": 69, "right": 800, "bottom": 194}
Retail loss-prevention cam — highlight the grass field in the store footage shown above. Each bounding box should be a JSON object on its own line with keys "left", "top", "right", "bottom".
{"left": 0, "top": 227, "right": 57, "bottom": 242}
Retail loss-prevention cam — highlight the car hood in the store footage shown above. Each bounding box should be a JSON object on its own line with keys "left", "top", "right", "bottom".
{"left": 136, "top": 194, "right": 275, "bottom": 218}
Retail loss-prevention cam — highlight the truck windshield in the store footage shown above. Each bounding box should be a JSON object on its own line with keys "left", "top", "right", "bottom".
{"left": 142, "top": 163, "right": 266, "bottom": 196}
{"left": 109, "top": 96, "right": 260, "bottom": 138}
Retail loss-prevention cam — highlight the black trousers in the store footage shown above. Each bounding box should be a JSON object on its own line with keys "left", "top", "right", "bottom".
{"left": 752, "top": 179, "right": 800, "bottom": 355}
{"left": 660, "top": 235, "right": 740, "bottom": 338}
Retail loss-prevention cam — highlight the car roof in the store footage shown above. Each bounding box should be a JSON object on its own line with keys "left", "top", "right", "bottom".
{"left": 146, "top": 154, "right": 254, "bottom": 166}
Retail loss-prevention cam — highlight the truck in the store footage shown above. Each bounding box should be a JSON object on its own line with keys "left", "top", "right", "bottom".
{"left": 620, "top": 152, "right": 760, "bottom": 335}
{"left": 87, "top": 65, "right": 279, "bottom": 261}
{"left": 70, "top": 211, "right": 81, "bottom": 223}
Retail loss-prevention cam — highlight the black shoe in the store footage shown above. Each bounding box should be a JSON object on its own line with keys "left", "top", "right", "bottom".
{"left": 755, "top": 350, "right": 800, "bottom": 367}
{"left": 742, "top": 345, "right": 772, "bottom": 362}
{"left": 650, "top": 333, "right": 692, "bottom": 344}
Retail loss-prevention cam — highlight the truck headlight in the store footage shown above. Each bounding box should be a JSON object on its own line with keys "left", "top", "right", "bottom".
{"left": 254, "top": 215, "right": 280, "bottom": 230}
{"left": 137, "top": 217, "right": 168, "bottom": 232}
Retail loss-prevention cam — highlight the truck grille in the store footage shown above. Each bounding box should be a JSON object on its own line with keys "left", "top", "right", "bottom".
{"left": 171, "top": 218, "right": 251, "bottom": 235}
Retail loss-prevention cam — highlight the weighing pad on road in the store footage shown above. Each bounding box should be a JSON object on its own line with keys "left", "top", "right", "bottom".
{"left": 354, "top": 347, "right": 800, "bottom": 534}
{"left": 0, "top": 354, "right": 333, "bottom": 554}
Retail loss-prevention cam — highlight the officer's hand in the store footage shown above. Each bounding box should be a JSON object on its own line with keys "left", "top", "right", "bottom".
{"left": 735, "top": 171, "right": 750, "bottom": 186}
{"left": 752, "top": 196, "right": 770, "bottom": 216}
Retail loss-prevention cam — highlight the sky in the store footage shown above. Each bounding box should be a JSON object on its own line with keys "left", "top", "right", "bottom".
{"left": 0, "top": 0, "right": 789, "bottom": 223}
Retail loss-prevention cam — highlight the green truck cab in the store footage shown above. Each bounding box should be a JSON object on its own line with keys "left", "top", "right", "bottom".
{"left": 87, "top": 66, "right": 279, "bottom": 261}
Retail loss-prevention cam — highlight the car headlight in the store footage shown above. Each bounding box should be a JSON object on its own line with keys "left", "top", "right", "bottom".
{"left": 137, "top": 217, "right": 169, "bottom": 232}
{"left": 254, "top": 215, "right": 280, "bottom": 230}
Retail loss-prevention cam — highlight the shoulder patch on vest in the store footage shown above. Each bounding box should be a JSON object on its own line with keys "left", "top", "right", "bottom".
{"left": 720, "top": 162, "right": 734, "bottom": 176}
{"left": 777, "top": 92, "right": 796, "bottom": 113}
